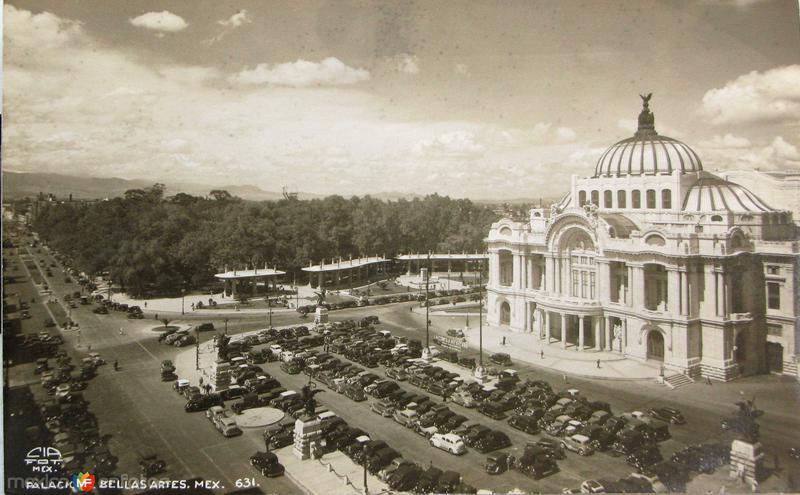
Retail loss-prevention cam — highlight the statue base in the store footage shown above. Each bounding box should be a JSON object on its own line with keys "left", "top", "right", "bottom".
{"left": 473, "top": 366, "right": 489, "bottom": 382}
{"left": 421, "top": 347, "right": 434, "bottom": 362}
{"left": 314, "top": 306, "right": 329, "bottom": 325}
{"left": 729, "top": 439, "right": 764, "bottom": 488}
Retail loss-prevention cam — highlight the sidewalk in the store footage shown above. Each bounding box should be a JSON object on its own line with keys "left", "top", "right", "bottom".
{"left": 457, "top": 323, "right": 660, "bottom": 381}
{"left": 275, "top": 446, "right": 389, "bottom": 495}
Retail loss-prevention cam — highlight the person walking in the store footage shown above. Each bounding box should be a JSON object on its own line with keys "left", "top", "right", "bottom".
{"left": 502, "top": 336, "right": 506, "bottom": 346}
{"left": 540, "top": 350, "right": 544, "bottom": 359}
{"left": 113, "top": 359, "right": 119, "bottom": 371}
{"left": 596, "top": 359, "right": 601, "bottom": 369}
{"left": 144, "top": 301, "right": 147, "bottom": 308}
{"left": 199, "top": 376, "right": 204, "bottom": 388}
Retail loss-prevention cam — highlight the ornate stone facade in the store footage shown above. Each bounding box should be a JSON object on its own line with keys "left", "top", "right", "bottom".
{"left": 485, "top": 98, "right": 799, "bottom": 381}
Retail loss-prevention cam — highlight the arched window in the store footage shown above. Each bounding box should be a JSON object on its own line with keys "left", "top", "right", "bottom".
{"left": 578, "top": 190, "right": 587, "bottom": 206}
{"left": 603, "top": 190, "right": 613, "bottom": 208}
{"left": 646, "top": 189, "right": 656, "bottom": 209}
{"left": 632, "top": 190, "right": 641, "bottom": 209}
{"left": 591, "top": 190, "right": 599, "bottom": 206}
{"left": 711, "top": 215, "right": 723, "bottom": 222}
{"left": 661, "top": 190, "right": 672, "bottom": 209}
{"left": 617, "top": 190, "right": 627, "bottom": 209}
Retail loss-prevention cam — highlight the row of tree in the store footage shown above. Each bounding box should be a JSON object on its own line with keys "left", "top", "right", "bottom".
{"left": 32, "top": 185, "right": 498, "bottom": 297}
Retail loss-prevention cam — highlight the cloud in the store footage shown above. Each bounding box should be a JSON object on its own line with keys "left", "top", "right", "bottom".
{"left": 701, "top": 65, "right": 800, "bottom": 125}
{"left": 204, "top": 10, "right": 251, "bottom": 45}
{"left": 129, "top": 11, "right": 188, "bottom": 33}
{"left": 530, "top": 123, "right": 577, "bottom": 144}
{"left": 229, "top": 57, "right": 370, "bottom": 87}
{"left": 699, "top": 135, "right": 800, "bottom": 171}
{"left": 4, "top": 4, "right": 82, "bottom": 49}
{"left": 454, "top": 63, "right": 470, "bottom": 76}
{"left": 701, "top": 0, "right": 771, "bottom": 8}
{"left": 395, "top": 53, "right": 420, "bottom": 74}
{"left": 413, "top": 130, "right": 485, "bottom": 157}
{"left": 699, "top": 133, "right": 752, "bottom": 149}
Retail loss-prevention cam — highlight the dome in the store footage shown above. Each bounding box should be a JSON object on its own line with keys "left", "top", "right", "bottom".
{"left": 594, "top": 95, "right": 703, "bottom": 177}
{"left": 682, "top": 176, "right": 775, "bottom": 213}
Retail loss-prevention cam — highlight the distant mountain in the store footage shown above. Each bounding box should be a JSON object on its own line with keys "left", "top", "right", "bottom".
{"left": 1, "top": 171, "right": 317, "bottom": 202}
{"left": 1, "top": 171, "right": 554, "bottom": 204}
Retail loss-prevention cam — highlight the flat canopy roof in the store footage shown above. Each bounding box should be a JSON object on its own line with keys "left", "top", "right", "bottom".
{"left": 396, "top": 253, "right": 488, "bottom": 261}
{"left": 215, "top": 268, "right": 285, "bottom": 280}
{"left": 302, "top": 256, "right": 388, "bottom": 273}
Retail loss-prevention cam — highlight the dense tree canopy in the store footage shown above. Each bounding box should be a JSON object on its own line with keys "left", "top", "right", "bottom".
{"left": 33, "top": 186, "right": 498, "bottom": 296}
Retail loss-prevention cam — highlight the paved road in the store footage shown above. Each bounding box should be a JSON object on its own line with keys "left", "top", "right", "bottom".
{"left": 6, "top": 239, "right": 302, "bottom": 495}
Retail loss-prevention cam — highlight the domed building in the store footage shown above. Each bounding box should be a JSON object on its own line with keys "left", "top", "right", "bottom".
{"left": 486, "top": 96, "right": 799, "bottom": 381}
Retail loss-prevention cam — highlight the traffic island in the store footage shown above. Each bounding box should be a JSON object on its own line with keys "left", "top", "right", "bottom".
{"left": 237, "top": 407, "right": 285, "bottom": 428}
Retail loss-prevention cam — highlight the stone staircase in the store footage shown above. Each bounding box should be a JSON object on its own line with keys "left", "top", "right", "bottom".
{"left": 664, "top": 373, "right": 694, "bottom": 389}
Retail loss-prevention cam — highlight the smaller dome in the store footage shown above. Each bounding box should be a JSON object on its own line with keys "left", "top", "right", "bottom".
{"left": 682, "top": 176, "right": 775, "bottom": 213}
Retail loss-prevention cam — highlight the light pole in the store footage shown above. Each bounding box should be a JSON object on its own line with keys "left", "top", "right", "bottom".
{"left": 362, "top": 443, "right": 368, "bottom": 495}
{"left": 478, "top": 262, "right": 483, "bottom": 368}
{"left": 224, "top": 318, "right": 229, "bottom": 335}
{"left": 267, "top": 296, "right": 273, "bottom": 329}
{"left": 424, "top": 253, "right": 431, "bottom": 360}
{"left": 181, "top": 287, "right": 186, "bottom": 315}
{"left": 195, "top": 328, "right": 200, "bottom": 370}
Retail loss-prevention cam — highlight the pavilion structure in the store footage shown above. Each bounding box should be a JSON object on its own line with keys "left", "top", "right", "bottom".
{"left": 214, "top": 266, "right": 286, "bottom": 298}
{"left": 397, "top": 252, "right": 488, "bottom": 276}
{"left": 302, "top": 256, "right": 390, "bottom": 289}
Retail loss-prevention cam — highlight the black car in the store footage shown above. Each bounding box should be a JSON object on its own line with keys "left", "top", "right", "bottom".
{"left": 671, "top": 446, "right": 716, "bottom": 474}
{"left": 508, "top": 415, "right": 540, "bottom": 435}
{"left": 218, "top": 385, "right": 245, "bottom": 401}
{"left": 533, "top": 438, "right": 566, "bottom": 460}
{"left": 414, "top": 467, "right": 443, "bottom": 493}
{"left": 515, "top": 455, "right": 560, "bottom": 479}
{"left": 479, "top": 402, "right": 508, "bottom": 420}
{"left": 388, "top": 464, "right": 422, "bottom": 491}
{"left": 489, "top": 353, "right": 512, "bottom": 365}
{"left": 185, "top": 394, "right": 223, "bottom": 412}
{"left": 250, "top": 451, "right": 285, "bottom": 477}
{"left": 268, "top": 429, "right": 294, "bottom": 449}
{"left": 474, "top": 431, "right": 512, "bottom": 454}
{"left": 643, "top": 461, "right": 690, "bottom": 492}
{"left": 648, "top": 407, "right": 686, "bottom": 425}
{"left": 626, "top": 445, "right": 663, "bottom": 471}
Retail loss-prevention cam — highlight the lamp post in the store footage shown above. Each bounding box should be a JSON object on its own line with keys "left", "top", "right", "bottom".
{"left": 195, "top": 327, "right": 200, "bottom": 370}
{"left": 423, "top": 253, "right": 431, "bottom": 361}
{"left": 267, "top": 296, "right": 273, "bottom": 329}
{"left": 181, "top": 287, "right": 186, "bottom": 315}
{"left": 362, "top": 443, "right": 368, "bottom": 495}
{"left": 224, "top": 318, "right": 229, "bottom": 335}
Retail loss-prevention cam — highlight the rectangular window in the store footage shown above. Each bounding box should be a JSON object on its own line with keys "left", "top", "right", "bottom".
{"left": 767, "top": 282, "right": 781, "bottom": 310}
{"left": 767, "top": 266, "right": 780, "bottom": 275}
{"left": 767, "top": 324, "right": 782, "bottom": 336}
{"left": 590, "top": 272, "right": 596, "bottom": 299}
{"left": 572, "top": 271, "right": 579, "bottom": 297}
{"left": 581, "top": 271, "right": 588, "bottom": 298}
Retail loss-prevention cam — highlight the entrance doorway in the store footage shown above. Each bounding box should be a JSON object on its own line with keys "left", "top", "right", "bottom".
{"left": 766, "top": 342, "right": 783, "bottom": 373}
{"left": 500, "top": 302, "right": 511, "bottom": 325}
{"left": 647, "top": 330, "right": 664, "bottom": 361}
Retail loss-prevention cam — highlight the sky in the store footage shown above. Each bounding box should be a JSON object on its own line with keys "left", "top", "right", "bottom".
{"left": 3, "top": 0, "right": 800, "bottom": 199}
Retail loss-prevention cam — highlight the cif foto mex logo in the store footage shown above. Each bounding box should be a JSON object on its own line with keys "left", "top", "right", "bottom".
{"left": 24, "top": 446, "right": 64, "bottom": 473}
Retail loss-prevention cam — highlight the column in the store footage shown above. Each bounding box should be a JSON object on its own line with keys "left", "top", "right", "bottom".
{"left": 631, "top": 264, "right": 645, "bottom": 309}
{"left": 317, "top": 272, "right": 323, "bottom": 289}
{"left": 232, "top": 279, "right": 237, "bottom": 298}
{"left": 680, "top": 269, "right": 689, "bottom": 316}
{"left": 406, "top": 259, "right": 411, "bottom": 275}
{"left": 667, "top": 268, "right": 680, "bottom": 315}
{"left": 545, "top": 255, "right": 555, "bottom": 292}
{"left": 622, "top": 318, "right": 628, "bottom": 355}
{"left": 512, "top": 254, "right": 522, "bottom": 289}
{"left": 578, "top": 316, "right": 585, "bottom": 351}
{"left": 597, "top": 260, "right": 611, "bottom": 303}
{"left": 594, "top": 316, "right": 602, "bottom": 350}
{"left": 627, "top": 264, "right": 634, "bottom": 306}
{"left": 560, "top": 313, "right": 567, "bottom": 349}
{"left": 527, "top": 258, "right": 534, "bottom": 290}
{"left": 605, "top": 316, "right": 613, "bottom": 350}
{"left": 545, "top": 311, "right": 551, "bottom": 343}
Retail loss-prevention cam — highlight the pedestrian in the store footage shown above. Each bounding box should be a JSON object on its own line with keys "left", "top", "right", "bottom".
{"left": 87, "top": 344, "right": 92, "bottom": 352}
{"left": 596, "top": 359, "right": 600, "bottom": 369}
{"left": 502, "top": 336, "right": 506, "bottom": 346}
{"left": 205, "top": 384, "right": 211, "bottom": 394}
{"left": 706, "top": 376, "right": 712, "bottom": 385}
{"left": 199, "top": 376, "right": 204, "bottom": 387}
{"left": 113, "top": 359, "right": 119, "bottom": 371}
{"left": 144, "top": 301, "right": 147, "bottom": 308}
{"left": 119, "top": 327, "right": 124, "bottom": 335}
{"left": 191, "top": 302, "right": 195, "bottom": 311}
{"left": 155, "top": 313, "right": 159, "bottom": 321}
{"left": 540, "top": 350, "right": 544, "bottom": 359}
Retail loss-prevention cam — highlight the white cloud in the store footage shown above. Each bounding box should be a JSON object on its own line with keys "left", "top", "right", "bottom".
{"left": 454, "top": 63, "right": 470, "bottom": 76}
{"left": 530, "top": 123, "right": 578, "bottom": 144}
{"left": 129, "top": 11, "right": 188, "bottom": 33}
{"left": 700, "top": 135, "right": 800, "bottom": 171}
{"left": 396, "top": 53, "right": 420, "bottom": 74}
{"left": 4, "top": 4, "right": 82, "bottom": 49}
{"left": 219, "top": 10, "right": 251, "bottom": 28}
{"left": 701, "top": 0, "right": 771, "bottom": 8}
{"left": 413, "top": 131, "right": 485, "bottom": 157}
{"left": 205, "top": 10, "right": 252, "bottom": 45}
{"left": 229, "top": 57, "right": 370, "bottom": 87}
{"left": 701, "top": 65, "right": 800, "bottom": 125}
{"left": 699, "top": 133, "right": 752, "bottom": 149}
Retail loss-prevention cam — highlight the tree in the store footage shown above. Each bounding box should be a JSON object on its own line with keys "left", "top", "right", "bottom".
{"left": 209, "top": 190, "right": 233, "bottom": 201}
{"left": 160, "top": 318, "right": 172, "bottom": 328}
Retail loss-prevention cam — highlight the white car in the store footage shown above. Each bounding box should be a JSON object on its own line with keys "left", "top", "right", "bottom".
{"left": 430, "top": 433, "right": 466, "bottom": 455}
{"left": 561, "top": 434, "right": 594, "bottom": 456}
{"left": 216, "top": 417, "right": 242, "bottom": 437}
{"left": 55, "top": 384, "right": 71, "bottom": 398}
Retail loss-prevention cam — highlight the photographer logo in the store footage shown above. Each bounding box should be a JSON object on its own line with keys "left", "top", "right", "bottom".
{"left": 24, "top": 447, "right": 64, "bottom": 473}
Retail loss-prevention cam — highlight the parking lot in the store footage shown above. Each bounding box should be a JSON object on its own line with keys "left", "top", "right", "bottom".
{"left": 5, "top": 232, "right": 800, "bottom": 494}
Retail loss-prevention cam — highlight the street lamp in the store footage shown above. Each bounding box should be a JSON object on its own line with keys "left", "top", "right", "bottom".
{"left": 266, "top": 296, "right": 273, "bottom": 329}
{"left": 181, "top": 287, "right": 186, "bottom": 315}
{"left": 478, "top": 260, "right": 484, "bottom": 368}
{"left": 423, "top": 253, "right": 431, "bottom": 360}
{"left": 224, "top": 318, "right": 229, "bottom": 335}
{"left": 362, "top": 443, "right": 368, "bottom": 495}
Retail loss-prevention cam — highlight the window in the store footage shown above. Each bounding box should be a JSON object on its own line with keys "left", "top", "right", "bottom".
{"left": 590, "top": 272, "right": 596, "bottom": 299}
{"left": 572, "top": 271, "right": 579, "bottom": 297}
{"left": 767, "top": 266, "right": 780, "bottom": 275}
{"left": 767, "top": 324, "right": 783, "bottom": 336}
{"left": 591, "top": 190, "right": 599, "bottom": 206}
{"left": 711, "top": 215, "right": 723, "bottom": 222}
{"left": 604, "top": 190, "right": 613, "bottom": 208}
{"left": 661, "top": 190, "right": 672, "bottom": 209}
{"left": 646, "top": 189, "right": 656, "bottom": 209}
{"left": 579, "top": 190, "right": 587, "bottom": 206}
{"left": 767, "top": 282, "right": 781, "bottom": 310}
{"left": 617, "top": 190, "right": 626, "bottom": 209}
{"left": 632, "top": 190, "right": 641, "bottom": 209}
